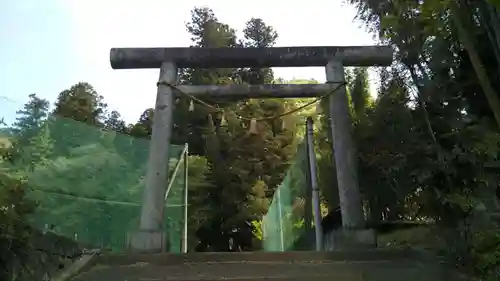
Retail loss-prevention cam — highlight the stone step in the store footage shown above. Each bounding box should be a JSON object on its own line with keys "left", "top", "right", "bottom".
{"left": 69, "top": 249, "right": 449, "bottom": 281}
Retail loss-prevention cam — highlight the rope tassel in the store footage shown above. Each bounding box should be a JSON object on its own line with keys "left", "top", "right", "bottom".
{"left": 316, "top": 101, "right": 323, "bottom": 113}
{"left": 220, "top": 113, "right": 227, "bottom": 126}
{"left": 188, "top": 100, "right": 195, "bottom": 112}
{"left": 249, "top": 118, "right": 258, "bottom": 134}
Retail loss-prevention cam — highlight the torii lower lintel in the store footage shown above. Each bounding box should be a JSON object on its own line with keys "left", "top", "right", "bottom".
{"left": 172, "top": 83, "right": 340, "bottom": 99}
{"left": 110, "top": 46, "right": 393, "bottom": 69}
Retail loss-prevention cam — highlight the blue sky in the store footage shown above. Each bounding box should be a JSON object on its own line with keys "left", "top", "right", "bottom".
{"left": 0, "top": 0, "right": 376, "bottom": 126}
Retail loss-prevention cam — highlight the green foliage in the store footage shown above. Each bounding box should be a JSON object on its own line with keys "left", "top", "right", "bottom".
{"left": 185, "top": 155, "right": 213, "bottom": 251}
{"left": 251, "top": 220, "right": 263, "bottom": 241}
{"left": 349, "top": 68, "right": 372, "bottom": 122}
{"left": 488, "top": 0, "right": 500, "bottom": 8}
{"left": 173, "top": 7, "right": 300, "bottom": 250}
{"left": 0, "top": 154, "right": 36, "bottom": 281}
{"left": 6, "top": 6, "right": 500, "bottom": 281}
{"left": 53, "top": 82, "right": 107, "bottom": 125}
{"left": 346, "top": 0, "right": 500, "bottom": 278}
{"left": 11, "top": 93, "right": 49, "bottom": 140}
{"left": 472, "top": 229, "right": 500, "bottom": 278}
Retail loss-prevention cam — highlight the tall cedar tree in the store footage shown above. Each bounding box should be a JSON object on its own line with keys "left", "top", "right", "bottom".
{"left": 9, "top": 94, "right": 53, "bottom": 169}
{"left": 50, "top": 83, "right": 108, "bottom": 154}
{"left": 199, "top": 17, "right": 297, "bottom": 251}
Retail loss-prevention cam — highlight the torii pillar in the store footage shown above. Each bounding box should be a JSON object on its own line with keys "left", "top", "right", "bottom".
{"left": 110, "top": 46, "right": 393, "bottom": 251}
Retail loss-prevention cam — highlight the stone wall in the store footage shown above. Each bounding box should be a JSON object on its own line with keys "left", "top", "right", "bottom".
{"left": 11, "top": 228, "right": 85, "bottom": 281}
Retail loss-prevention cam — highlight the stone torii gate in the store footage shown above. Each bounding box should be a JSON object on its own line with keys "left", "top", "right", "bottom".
{"left": 109, "top": 46, "right": 393, "bottom": 251}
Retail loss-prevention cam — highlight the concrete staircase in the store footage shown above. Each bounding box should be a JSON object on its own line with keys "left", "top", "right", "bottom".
{"left": 66, "top": 248, "right": 458, "bottom": 281}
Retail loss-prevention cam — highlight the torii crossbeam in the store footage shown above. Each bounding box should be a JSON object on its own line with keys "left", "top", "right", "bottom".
{"left": 109, "top": 45, "right": 393, "bottom": 251}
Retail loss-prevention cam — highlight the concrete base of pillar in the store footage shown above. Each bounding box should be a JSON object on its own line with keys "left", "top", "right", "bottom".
{"left": 324, "top": 228, "right": 377, "bottom": 250}
{"left": 127, "top": 230, "right": 167, "bottom": 252}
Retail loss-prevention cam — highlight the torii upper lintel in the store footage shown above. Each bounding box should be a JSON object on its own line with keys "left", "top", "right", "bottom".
{"left": 110, "top": 46, "right": 393, "bottom": 69}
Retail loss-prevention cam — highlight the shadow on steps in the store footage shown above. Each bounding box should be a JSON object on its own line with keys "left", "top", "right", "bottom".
{"left": 66, "top": 248, "right": 457, "bottom": 281}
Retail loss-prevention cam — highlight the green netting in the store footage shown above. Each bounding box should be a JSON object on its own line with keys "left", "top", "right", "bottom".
{"left": 1, "top": 109, "right": 186, "bottom": 252}
{"left": 164, "top": 152, "right": 187, "bottom": 253}
{"left": 262, "top": 139, "right": 309, "bottom": 251}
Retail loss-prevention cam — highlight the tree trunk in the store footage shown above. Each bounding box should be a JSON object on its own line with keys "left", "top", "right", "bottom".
{"left": 450, "top": 0, "right": 500, "bottom": 128}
